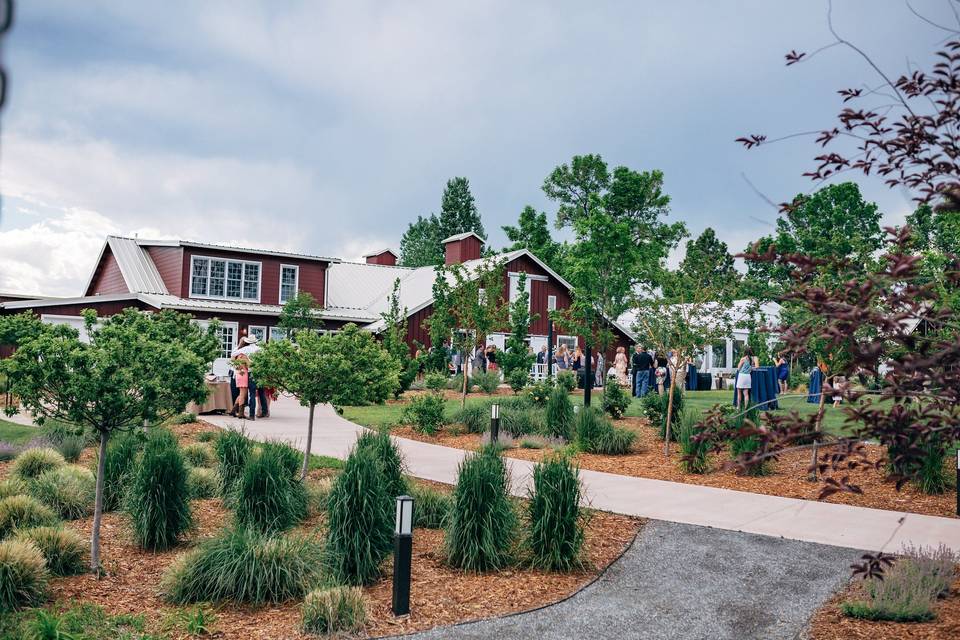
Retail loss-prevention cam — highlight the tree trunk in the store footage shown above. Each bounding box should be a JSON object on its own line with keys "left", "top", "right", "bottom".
{"left": 91, "top": 430, "right": 110, "bottom": 574}
{"left": 300, "top": 402, "right": 315, "bottom": 481}
{"left": 809, "top": 374, "right": 829, "bottom": 482}
{"left": 461, "top": 351, "right": 469, "bottom": 409}
{"left": 583, "top": 344, "right": 592, "bottom": 407}
{"left": 664, "top": 368, "right": 678, "bottom": 456}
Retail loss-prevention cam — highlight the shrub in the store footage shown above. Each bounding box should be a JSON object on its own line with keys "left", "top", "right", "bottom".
{"left": 602, "top": 380, "right": 630, "bottom": 419}
{"left": 447, "top": 374, "right": 473, "bottom": 393}
{"left": 545, "top": 387, "right": 574, "bottom": 440}
{"left": 0, "top": 495, "right": 59, "bottom": 540}
{"left": 195, "top": 430, "right": 219, "bottom": 443}
{"left": 186, "top": 467, "right": 220, "bottom": 500}
{"left": 729, "top": 406, "right": 771, "bottom": 476}
{"left": 0, "top": 539, "right": 49, "bottom": 612}
{"left": 305, "top": 478, "right": 334, "bottom": 516}
{"left": 161, "top": 527, "right": 323, "bottom": 605}
{"left": 424, "top": 372, "right": 448, "bottom": 392}
{"left": 10, "top": 448, "right": 65, "bottom": 482}
{"left": 98, "top": 431, "right": 141, "bottom": 512}
{"left": 594, "top": 427, "right": 636, "bottom": 455}
{"left": 172, "top": 412, "right": 198, "bottom": 425}
{"left": 402, "top": 393, "right": 446, "bottom": 436}
{"left": 519, "top": 437, "right": 547, "bottom": 449}
{"left": 410, "top": 483, "right": 452, "bottom": 529}
{"left": 0, "top": 478, "right": 27, "bottom": 500}
{"left": 127, "top": 429, "right": 193, "bottom": 551}
{"left": 507, "top": 369, "right": 529, "bottom": 394}
{"left": 452, "top": 403, "right": 488, "bottom": 434}
{"left": 913, "top": 440, "right": 948, "bottom": 495}
{"left": 574, "top": 406, "right": 607, "bottom": 450}
{"left": 677, "top": 410, "right": 711, "bottom": 474}
{"left": 14, "top": 526, "right": 86, "bottom": 575}
{"left": 29, "top": 466, "right": 96, "bottom": 520}
{"left": 257, "top": 440, "right": 302, "bottom": 479}
{"left": 214, "top": 430, "right": 252, "bottom": 495}
{"left": 355, "top": 429, "right": 407, "bottom": 500}
{"left": 501, "top": 406, "right": 543, "bottom": 438}
{"left": 182, "top": 442, "right": 217, "bottom": 469}
{"left": 445, "top": 447, "right": 517, "bottom": 572}
{"left": 526, "top": 380, "right": 553, "bottom": 407}
{"left": 640, "top": 392, "right": 664, "bottom": 429}
{"left": 472, "top": 370, "right": 501, "bottom": 395}
{"left": 555, "top": 370, "right": 576, "bottom": 393}
{"left": 234, "top": 444, "right": 308, "bottom": 534}
{"left": 656, "top": 387, "right": 685, "bottom": 440}
{"left": 526, "top": 455, "right": 585, "bottom": 572}
{"left": 325, "top": 446, "right": 393, "bottom": 585}
{"left": 55, "top": 435, "right": 86, "bottom": 463}
{"left": 301, "top": 586, "right": 367, "bottom": 636}
{"left": 841, "top": 544, "right": 959, "bottom": 622}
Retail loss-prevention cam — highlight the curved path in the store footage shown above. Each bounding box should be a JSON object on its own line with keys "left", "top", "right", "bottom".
{"left": 203, "top": 396, "right": 960, "bottom": 555}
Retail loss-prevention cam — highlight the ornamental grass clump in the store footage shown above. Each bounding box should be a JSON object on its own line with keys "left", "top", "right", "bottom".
{"left": 445, "top": 446, "right": 517, "bottom": 572}
{"left": 10, "top": 447, "right": 65, "bottom": 482}
{"left": 545, "top": 386, "right": 574, "bottom": 440}
{"left": 526, "top": 454, "right": 585, "bottom": 572}
{"left": 301, "top": 586, "right": 368, "bottom": 636}
{"left": 186, "top": 467, "right": 220, "bottom": 500}
{"left": 325, "top": 446, "right": 393, "bottom": 586}
{"left": 182, "top": 442, "right": 217, "bottom": 469}
{"left": 233, "top": 444, "right": 308, "bottom": 534}
{"left": 0, "top": 495, "right": 59, "bottom": 540}
{"left": 471, "top": 370, "right": 501, "bottom": 395}
{"left": 97, "top": 431, "right": 142, "bottom": 512}
{"left": 257, "top": 440, "right": 302, "bottom": 479}
{"left": 842, "top": 544, "right": 959, "bottom": 622}
{"left": 410, "top": 483, "right": 452, "bottom": 529}
{"left": 575, "top": 407, "right": 635, "bottom": 455}
{"left": 0, "top": 478, "right": 27, "bottom": 500}
{"left": 0, "top": 538, "right": 49, "bottom": 612}
{"left": 501, "top": 406, "right": 543, "bottom": 438}
{"left": 913, "top": 440, "right": 949, "bottom": 495}
{"left": 55, "top": 435, "right": 86, "bottom": 464}
{"left": 677, "top": 410, "right": 711, "bottom": 474}
{"left": 453, "top": 403, "right": 488, "bottom": 434}
{"left": 14, "top": 526, "right": 86, "bottom": 575}
{"left": 29, "top": 466, "right": 96, "bottom": 520}
{"left": 729, "top": 406, "right": 772, "bottom": 476}
{"left": 126, "top": 429, "right": 192, "bottom": 551}
{"left": 161, "top": 526, "right": 323, "bottom": 605}
{"left": 355, "top": 428, "right": 407, "bottom": 500}
{"left": 214, "top": 429, "right": 252, "bottom": 495}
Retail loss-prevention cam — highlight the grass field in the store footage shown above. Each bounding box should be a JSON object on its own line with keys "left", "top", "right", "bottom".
{"left": 0, "top": 417, "right": 40, "bottom": 445}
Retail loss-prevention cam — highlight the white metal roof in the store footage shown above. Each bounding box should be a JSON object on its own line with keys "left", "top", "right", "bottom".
{"left": 108, "top": 236, "right": 169, "bottom": 295}
{"left": 137, "top": 238, "right": 340, "bottom": 263}
{"left": 441, "top": 231, "right": 484, "bottom": 244}
{"left": 361, "top": 248, "right": 397, "bottom": 258}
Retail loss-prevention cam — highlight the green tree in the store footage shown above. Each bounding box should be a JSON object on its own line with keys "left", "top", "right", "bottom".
{"left": 500, "top": 273, "right": 538, "bottom": 380}
{"left": 438, "top": 176, "right": 485, "bottom": 240}
{"left": 679, "top": 228, "right": 739, "bottom": 292}
{"left": 0, "top": 312, "right": 47, "bottom": 347}
{"left": 278, "top": 292, "right": 323, "bottom": 336}
{"left": 252, "top": 324, "right": 400, "bottom": 479}
{"left": 380, "top": 278, "right": 419, "bottom": 397}
{"left": 399, "top": 214, "right": 444, "bottom": 267}
{"left": 905, "top": 204, "right": 960, "bottom": 312}
{"left": 2, "top": 308, "right": 218, "bottom": 571}
{"left": 501, "top": 205, "right": 566, "bottom": 275}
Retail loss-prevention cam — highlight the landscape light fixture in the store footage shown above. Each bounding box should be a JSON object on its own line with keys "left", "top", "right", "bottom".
{"left": 392, "top": 495, "right": 414, "bottom": 616}
{"left": 490, "top": 403, "right": 500, "bottom": 443}
{"left": 956, "top": 451, "right": 959, "bottom": 516}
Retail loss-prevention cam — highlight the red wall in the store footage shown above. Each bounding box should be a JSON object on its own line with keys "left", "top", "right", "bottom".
{"left": 179, "top": 248, "right": 328, "bottom": 306}
{"left": 444, "top": 236, "right": 483, "bottom": 265}
{"left": 87, "top": 249, "right": 129, "bottom": 295}
{"left": 146, "top": 246, "right": 184, "bottom": 295}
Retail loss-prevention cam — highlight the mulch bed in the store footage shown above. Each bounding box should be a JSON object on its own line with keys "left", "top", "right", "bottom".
{"left": 2, "top": 421, "right": 643, "bottom": 639}
{"left": 806, "top": 574, "right": 960, "bottom": 639}
{"left": 392, "top": 416, "right": 958, "bottom": 518}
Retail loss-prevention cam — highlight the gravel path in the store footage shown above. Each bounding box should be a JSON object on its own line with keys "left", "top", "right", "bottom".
{"left": 398, "top": 520, "right": 860, "bottom": 640}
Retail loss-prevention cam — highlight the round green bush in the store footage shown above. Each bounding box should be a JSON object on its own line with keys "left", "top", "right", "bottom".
{"left": 545, "top": 387, "right": 574, "bottom": 440}
{"left": 445, "top": 446, "right": 517, "bottom": 572}
{"left": 402, "top": 393, "right": 446, "bottom": 435}
{"left": 424, "top": 372, "right": 449, "bottom": 392}
{"left": 602, "top": 380, "right": 630, "bottom": 419}
{"left": 355, "top": 429, "right": 407, "bottom": 500}
{"left": 527, "top": 454, "right": 585, "bottom": 571}
{"left": 10, "top": 448, "right": 65, "bottom": 482}
{"left": 214, "top": 430, "right": 252, "bottom": 495}
{"left": 186, "top": 467, "right": 220, "bottom": 500}
{"left": 161, "top": 526, "right": 323, "bottom": 605}
{"left": 302, "top": 586, "right": 367, "bottom": 635}
{"left": 29, "top": 466, "right": 96, "bottom": 520}
{"left": 14, "top": 526, "right": 86, "bottom": 575}
{"left": 0, "top": 495, "right": 59, "bottom": 540}
{"left": 325, "top": 446, "right": 393, "bottom": 586}
{"left": 555, "top": 370, "right": 576, "bottom": 393}
{"left": 97, "top": 431, "right": 142, "bottom": 512}
{"left": 126, "top": 429, "right": 193, "bottom": 551}
{"left": 0, "top": 478, "right": 27, "bottom": 501}
{"left": 0, "top": 538, "right": 49, "bottom": 612}
{"left": 182, "top": 442, "right": 217, "bottom": 469}
{"left": 233, "top": 445, "right": 307, "bottom": 534}
{"left": 471, "top": 370, "right": 501, "bottom": 395}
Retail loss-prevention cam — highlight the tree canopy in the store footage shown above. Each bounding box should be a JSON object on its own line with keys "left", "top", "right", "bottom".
{"left": 501, "top": 205, "right": 567, "bottom": 276}
{"left": 400, "top": 177, "right": 486, "bottom": 267}
{"left": 278, "top": 291, "right": 323, "bottom": 335}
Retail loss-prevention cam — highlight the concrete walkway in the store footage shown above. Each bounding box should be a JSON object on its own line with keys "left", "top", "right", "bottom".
{"left": 398, "top": 520, "right": 859, "bottom": 640}
{"left": 203, "top": 396, "right": 960, "bottom": 554}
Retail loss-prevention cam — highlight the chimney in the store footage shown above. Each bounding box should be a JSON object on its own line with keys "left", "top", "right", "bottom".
{"left": 442, "top": 232, "right": 484, "bottom": 265}
{"left": 363, "top": 249, "right": 397, "bottom": 266}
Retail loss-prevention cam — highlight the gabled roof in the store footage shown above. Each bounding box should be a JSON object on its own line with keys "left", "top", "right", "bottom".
{"left": 361, "top": 248, "right": 397, "bottom": 258}
{"left": 136, "top": 238, "right": 340, "bottom": 263}
{"left": 441, "top": 231, "right": 484, "bottom": 244}
{"left": 84, "top": 236, "right": 169, "bottom": 296}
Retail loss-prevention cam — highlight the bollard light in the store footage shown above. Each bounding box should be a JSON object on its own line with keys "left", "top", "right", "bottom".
{"left": 956, "top": 450, "right": 959, "bottom": 517}
{"left": 490, "top": 403, "right": 500, "bottom": 443}
{"left": 392, "top": 495, "right": 414, "bottom": 616}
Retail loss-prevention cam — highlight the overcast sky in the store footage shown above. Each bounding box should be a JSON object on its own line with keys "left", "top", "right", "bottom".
{"left": 0, "top": 1, "right": 954, "bottom": 295}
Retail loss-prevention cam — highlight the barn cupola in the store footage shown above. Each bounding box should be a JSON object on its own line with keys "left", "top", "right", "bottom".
{"left": 363, "top": 249, "right": 398, "bottom": 266}
{"left": 442, "top": 232, "right": 484, "bottom": 265}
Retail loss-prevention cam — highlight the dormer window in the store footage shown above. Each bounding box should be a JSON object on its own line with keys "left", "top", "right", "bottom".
{"left": 190, "top": 256, "right": 261, "bottom": 302}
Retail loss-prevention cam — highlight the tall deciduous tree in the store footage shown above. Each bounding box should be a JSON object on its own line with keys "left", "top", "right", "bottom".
{"left": 502, "top": 205, "right": 566, "bottom": 275}
{"left": 252, "top": 324, "right": 400, "bottom": 479}
{"left": 380, "top": 278, "right": 418, "bottom": 397}
{"left": 278, "top": 292, "right": 323, "bottom": 336}
{"left": 500, "top": 272, "right": 538, "bottom": 380}
{"left": 2, "top": 309, "right": 218, "bottom": 571}
{"left": 679, "top": 228, "right": 739, "bottom": 292}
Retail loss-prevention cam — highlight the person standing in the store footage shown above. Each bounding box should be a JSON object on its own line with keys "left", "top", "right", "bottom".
{"left": 632, "top": 345, "right": 654, "bottom": 397}
{"left": 536, "top": 345, "right": 547, "bottom": 365}
{"left": 595, "top": 351, "right": 605, "bottom": 387}
{"left": 555, "top": 344, "right": 569, "bottom": 370}
{"left": 775, "top": 354, "right": 790, "bottom": 393}
{"left": 735, "top": 346, "right": 760, "bottom": 408}
{"left": 233, "top": 335, "right": 265, "bottom": 419}
{"left": 614, "top": 346, "right": 629, "bottom": 386}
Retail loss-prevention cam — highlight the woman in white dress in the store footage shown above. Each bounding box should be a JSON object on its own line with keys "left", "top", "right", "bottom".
{"left": 735, "top": 346, "right": 760, "bottom": 409}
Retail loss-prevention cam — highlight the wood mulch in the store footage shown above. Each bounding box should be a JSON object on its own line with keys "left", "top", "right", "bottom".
{"left": 392, "top": 416, "right": 957, "bottom": 518}
{"left": 2, "top": 421, "right": 643, "bottom": 639}
{"left": 806, "top": 574, "right": 960, "bottom": 639}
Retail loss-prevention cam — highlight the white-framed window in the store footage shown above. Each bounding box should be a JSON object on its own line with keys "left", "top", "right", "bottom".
{"left": 269, "top": 326, "right": 289, "bottom": 342}
{"left": 547, "top": 295, "right": 557, "bottom": 311}
{"left": 193, "top": 320, "right": 238, "bottom": 359}
{"left": 279, "top": 264, "right": 299, "bottom": 304}
{"left": 247, "top": 325, "right": 267, "bottom": 343}
{"left": 190, "top": 255, "right": 261, "bottom": 302}
{"left": 557, "top": 335, "right": 577, "bottom": 351}
{"left": 508, "top": 273, "right": 531, "bottom": 311}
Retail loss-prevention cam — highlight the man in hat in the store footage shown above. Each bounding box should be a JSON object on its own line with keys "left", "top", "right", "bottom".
{"left": 233, "top": 333, "right": 267, "bottom": 419}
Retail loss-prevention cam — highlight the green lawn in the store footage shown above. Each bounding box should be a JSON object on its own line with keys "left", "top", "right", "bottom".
{"left": 0, "top": 417, "right": 40, "bottom": 445}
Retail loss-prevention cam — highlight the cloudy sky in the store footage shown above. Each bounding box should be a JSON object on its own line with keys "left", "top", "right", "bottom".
{"left": 0, "top": 1, "right": 953, "bottom": 295}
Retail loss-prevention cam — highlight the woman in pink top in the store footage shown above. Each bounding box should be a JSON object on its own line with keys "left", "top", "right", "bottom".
{"left": 229, "top": 354, "right": 250, "bottom": 418}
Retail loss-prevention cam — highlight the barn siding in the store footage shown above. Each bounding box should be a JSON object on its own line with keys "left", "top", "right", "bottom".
{"left": 88, "top": 250, "right": 129, "bottom": 295}
{"left": 145, "top": 246, "right": 184, "bottom": 295}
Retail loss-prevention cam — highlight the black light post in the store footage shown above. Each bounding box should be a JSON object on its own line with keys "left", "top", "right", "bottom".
{"left": 490, "top": 403, "right": 500, "bottom": 444}
{"left": 583, "top": 344, "right": 592, "bottom": 407}
{"left": 547, "top": 320, "right": 554, "bottom": 379}
{"left": 956, "top": 450, "right": 959, "bottom": 517}
{"left": 392, "top": 495, "right": 414, "bottom": 616}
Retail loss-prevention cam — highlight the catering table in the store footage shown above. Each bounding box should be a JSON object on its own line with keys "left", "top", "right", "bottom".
{"left": 185, "top": 381, "right": 233, "bottom": 415}
{"left": 807, "top": 368, "right": 824, "bottom": 404}
{"left": 686, "top": 364, "right": 698, "bottom": 391}
{"left": 731, "top": 366, "right": 779, "bottom": 410}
